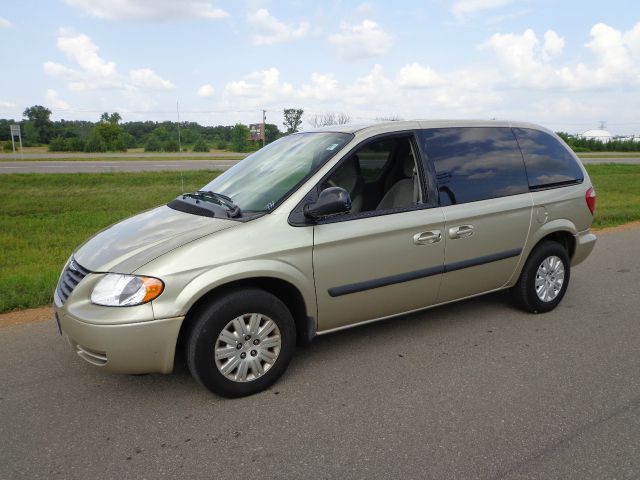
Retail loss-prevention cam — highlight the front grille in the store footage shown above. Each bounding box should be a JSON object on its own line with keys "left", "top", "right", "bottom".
{"left": 56, "top": 258, "right": 91, "bottom": 304}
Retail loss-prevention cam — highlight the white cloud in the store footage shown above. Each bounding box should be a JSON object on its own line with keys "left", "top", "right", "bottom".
{"left": 355, "top": 3, "right": 376, "bottom": 18}
{"left": 64, "top": 0, "right": 228, "bottom": 22}
{"left": 481, "top": 28, "right": 555, "bottom": 87}
{"left": 46, "top": 89, "right": 71, "bottom": 110}
{"left": 452, "top": 0, "right": 512, "bottom": 20}
{"left": 343, "top": 64, "right": 395, "bottom": 105}
{"left": 57, "top": 29, "right": 117, "bottom": 77}
{"left": 542, "top": 30, "right": 564, "bottom": 61}
{"left": 223, "top": 68, "right": 339, "bottom": 106}
{"left": 0, "top": 16, "right": 13, "bottom": 28}
{"left": 0, "top": 101, "right": 17, "bottom": 109}
{"left": 482, "top": 23, "right": 640, "bottom": 90}
{"left": 221, "top": 62, "right": 501, "bottom": 121}
{"left": 44, "top": 29, "right": 174, "bottom": 93}
{"left": 248, "top": 8, "right": 309, "bottom": 45}
{"left": 397, "top": 62, "right": 445, "bottom": 88}
{"left": 328, "top": 20, "right": 392, "bottom": 60}
{"left": 129, "top": 68, "right": 175, "bottom": 89}
{"left": 197, "top": 84, "right": 215, "bottom": 97}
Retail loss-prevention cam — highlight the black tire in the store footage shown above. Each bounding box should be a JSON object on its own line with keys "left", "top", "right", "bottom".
{"left": 186, "top": 288, "right": 296, "bottom": 398}
{"left": 511, "top": 241, "right": 571, "bottom": 314}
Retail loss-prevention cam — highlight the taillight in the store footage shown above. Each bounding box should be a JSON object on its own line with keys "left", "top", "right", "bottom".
{"left": 586, "top": 187, "right": 596, "bottom": 215}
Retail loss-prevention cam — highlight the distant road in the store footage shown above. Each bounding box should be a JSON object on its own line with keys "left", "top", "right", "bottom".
{"left": 579, "top": 157, "right": 640, "bottom": 164}
{"left": 0, "top": 156, "right": 638, "bottom": 174}
{"left": 0, "top": 159, "right": 242, "bottom": 174}
{"left": 0, "top": 152, "right": 247, "bottom": 160}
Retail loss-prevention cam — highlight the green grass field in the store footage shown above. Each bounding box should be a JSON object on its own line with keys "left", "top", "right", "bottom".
{"left": 1, "top": 164, "right": 639, "bottom": 313}
{"left": 0, "top": 170, "right": 219, "bottom": 312}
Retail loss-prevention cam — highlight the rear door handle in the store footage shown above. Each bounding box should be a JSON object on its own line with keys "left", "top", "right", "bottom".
{"left": 413, "top": 230, "right": 442, "bottom": 245}
{"left": 449, "top": 224, "right": 474, "bottom": 239}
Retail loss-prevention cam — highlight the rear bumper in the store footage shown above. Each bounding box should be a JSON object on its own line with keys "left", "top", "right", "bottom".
{"left": 572, "top": 229, "right": 597, "bottom": 266}
{"left": 56, "top": 308, "right": 184, "bottom": 374}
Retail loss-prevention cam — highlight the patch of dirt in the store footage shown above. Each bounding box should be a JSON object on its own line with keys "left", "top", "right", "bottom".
{"left": 0, "top": 306, "right": 54, "bottom": 328}
{"left": 594, "top": 220, "right": 640, "bottom": 234}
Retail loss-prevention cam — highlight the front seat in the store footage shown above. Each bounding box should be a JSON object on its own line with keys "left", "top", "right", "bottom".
{"left": 376, "top": 152, "right": 419, "bottom": 210}
{"left": 328, "top": 155, "right": 364, "bottom": 213}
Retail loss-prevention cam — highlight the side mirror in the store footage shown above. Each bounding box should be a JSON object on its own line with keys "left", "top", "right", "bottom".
{"left": 303, "top": 187, "right": 351, "bottom": 220}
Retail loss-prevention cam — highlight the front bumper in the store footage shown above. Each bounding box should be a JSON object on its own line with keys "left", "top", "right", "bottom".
{"left": 572, "top": 229, "right": 597, "bottom": 266}
{"left": 55, "top": 307, "right": 184, "bottom": 374}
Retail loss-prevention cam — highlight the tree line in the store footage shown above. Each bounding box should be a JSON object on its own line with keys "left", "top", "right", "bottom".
{"left": 0, "top": 105, "right": 355, "bottom": 153}
{"left": 556, "top": 132, "right": 640, "bottom": 152}
{"left": 7, "top": 106, "right": 635, "bottom": 153}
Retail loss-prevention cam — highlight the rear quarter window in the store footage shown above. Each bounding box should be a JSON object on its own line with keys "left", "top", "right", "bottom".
{"left": 419, "top": 127, "right": 529, "bottom": 206}
{"left": 513, "top": 128, "right": 584, "bottom": 189}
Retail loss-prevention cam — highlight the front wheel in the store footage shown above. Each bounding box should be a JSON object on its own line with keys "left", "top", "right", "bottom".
{"left": 511, "top": 241, "right": 571, "bottom": 313}
{"left": 186, "top": 288, "right": 296, "bottom": 397}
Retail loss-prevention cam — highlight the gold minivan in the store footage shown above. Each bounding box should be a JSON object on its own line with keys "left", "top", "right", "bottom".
{"left": 53, "top": 120, "right": 597, "bottom": 397}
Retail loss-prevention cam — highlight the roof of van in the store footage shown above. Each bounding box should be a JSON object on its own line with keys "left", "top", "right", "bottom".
{"left": 304, "top": 119, "right": 548, "bottom": 134}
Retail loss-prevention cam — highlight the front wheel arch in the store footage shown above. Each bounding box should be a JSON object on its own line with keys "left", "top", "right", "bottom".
{"left": 177, "top": 277, "right": 312, "bottom": 354}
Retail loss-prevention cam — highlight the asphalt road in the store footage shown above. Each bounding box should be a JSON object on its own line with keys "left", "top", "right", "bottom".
{"left": 0, "top": 156, "right": 639, "bottom": 174}
{"left": 2, "top": 228, "right": 640, "bottom": 479}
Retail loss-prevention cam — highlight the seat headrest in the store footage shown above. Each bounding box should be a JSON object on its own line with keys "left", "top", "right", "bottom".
{"left": 403, "top": 151, "right": 415, "bottom": 178}
{"left": 332, "top": 155, "right": 360, "bottom": 193}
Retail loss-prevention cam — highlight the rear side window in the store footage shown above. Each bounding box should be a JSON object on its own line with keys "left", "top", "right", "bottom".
{"left": 419, "top": 127, "right": 529, "bottom": 206}
{"left": 513, "top": 128, "right": 584, "bottom": 189}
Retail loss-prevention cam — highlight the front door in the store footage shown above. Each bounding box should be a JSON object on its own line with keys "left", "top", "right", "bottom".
{"left": 312, "top": 133, "right": 445, "bottom": 332}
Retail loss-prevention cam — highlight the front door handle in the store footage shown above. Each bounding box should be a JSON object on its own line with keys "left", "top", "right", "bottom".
{"left": 449, "top": 224, "right": 474, "bottom": 239}
{"left": 413, "top": 230, "right": 442, "bottom": 245}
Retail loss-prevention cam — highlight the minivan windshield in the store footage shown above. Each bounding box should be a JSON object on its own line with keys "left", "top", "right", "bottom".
{"left": 200, "top": 132, "right": 353, "bottom": 212}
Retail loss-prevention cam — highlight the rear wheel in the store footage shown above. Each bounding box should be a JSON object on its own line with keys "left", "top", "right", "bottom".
{"left": 511, "top": 241, "right": 570, "bottom": 313}
{"left": 186, "top": 288, "right": 296, "bottom": 397}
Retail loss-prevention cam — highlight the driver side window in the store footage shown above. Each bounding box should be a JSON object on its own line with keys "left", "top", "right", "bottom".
{"left": 322, "top": 136, "right": 422, "bottom": 214}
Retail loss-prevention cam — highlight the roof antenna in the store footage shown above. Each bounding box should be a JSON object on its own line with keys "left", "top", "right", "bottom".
{"left": 598, "top": 120, "right": 607, "bottom": 130}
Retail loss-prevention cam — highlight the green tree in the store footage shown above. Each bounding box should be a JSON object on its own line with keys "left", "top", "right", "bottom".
{"left": 144, "top": 136, "right": 162, "bottom": 152}
{"left": 264, "top": 123, "right": 281, "bottom": 144}
{"left": 192, "top": 139, "right": 210, "bottom": 152}
{"left": 100, "top": 112, "right": 122, "bottom": 125}
{"left": 229, "top": 124, "right": 250, "bottom": 152}
{"left": 283, "top": 108, "right": 303, "bottom": 134}
{"left": 94, "top": 112, "right": 126, "bottom": 151}
{"left": 23, "top": 105, "right": 53, "bottom": 143}
{"left": 49, "top": 137, "right": 66, "bottom": 152}
{"left": 83, "top": 133, "right": 107, "bottom": 152}
{"left": 163, "top": 139, "right": 180, "bottom": 152}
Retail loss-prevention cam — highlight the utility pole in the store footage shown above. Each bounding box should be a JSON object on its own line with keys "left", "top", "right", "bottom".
{"left": 262, "top": 109, "right": 266, "bottom": 147}
{"left": 177, "top": 100, "right": 182, "bottom": 151}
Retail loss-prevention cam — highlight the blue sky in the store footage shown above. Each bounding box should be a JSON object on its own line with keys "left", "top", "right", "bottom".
{"left": 1, "top": 0, "right": 639, "bottom": 134}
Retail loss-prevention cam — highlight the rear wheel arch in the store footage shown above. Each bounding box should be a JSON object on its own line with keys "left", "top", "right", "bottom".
{"left": 508, "top": 228, "right": 575, "bottom": 287}
{"left": 511, "top": 239, "right": 571, "bottom": 313}
{"left": 539, "top": 230, "right": 575, "bottom": 259}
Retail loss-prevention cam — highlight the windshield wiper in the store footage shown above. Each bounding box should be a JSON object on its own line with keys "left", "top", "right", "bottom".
{"left": 182, "top": 191, "right": 242, "bottom": 218}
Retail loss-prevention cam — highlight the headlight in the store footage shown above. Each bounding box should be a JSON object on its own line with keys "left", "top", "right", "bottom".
{"left": 91, "top": 274, "right": 164, "bottom": 307}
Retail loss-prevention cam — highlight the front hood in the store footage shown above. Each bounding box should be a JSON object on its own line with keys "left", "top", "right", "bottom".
{"left": 74, "top": 205, "right": 237, "bottom": 273}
